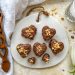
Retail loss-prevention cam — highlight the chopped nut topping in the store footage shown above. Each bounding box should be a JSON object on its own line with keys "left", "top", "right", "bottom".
{"left": 36, "top": 45, "right": 42, "bottom": 52}
{"left": 45, "top": 29, "right": 51, "bottom": 36}
{"left": 52, "top": 42, "right": 60, "bottom": 51}
{"left": 71, "top": 35, "right": 74, "bottom": 39}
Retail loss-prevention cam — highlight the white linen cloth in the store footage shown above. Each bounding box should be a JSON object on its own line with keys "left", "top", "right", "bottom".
{"left": 0, "top": 0, "right": 45, "bottom": 75}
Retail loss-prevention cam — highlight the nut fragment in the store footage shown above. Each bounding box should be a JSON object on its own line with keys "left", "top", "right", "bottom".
{"left": 42, "top": 26, "right": 56, "bottom": 41}
{"left": 42, "top": 53, "right": 50, "bottom": 63}
{"left": 28, "top": 57, "right": 36, "bottom": 64}
{"left": 33, "top": 42, "right": 47, "bottom": 57}
{"left": 49, "top": 39, "right": 64, "bottom": 55}
{"left": 16, "top": 44, "right": 31, "bottom": 58}
{"left": 21, "top": 25, "right": 37, "bottom": 39}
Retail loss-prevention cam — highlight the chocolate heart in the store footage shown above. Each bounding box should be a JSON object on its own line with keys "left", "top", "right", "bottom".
{"left": 21, "top": 25, "right": 37, "bottom": 39}
{"left": 33, "top": 42, "right": 47, "bottom": 57}
{"left": 28, "top": 57, "right": 36, "bottom": 64}
{"left": 49, "top": 39, "right": 64, "bottom": 55}
{"left": 42, "top": 53, "right": 50, "bottom": 63}
{"left": 16, "top": 44, "right": 31, "bottom": 58}
{"left": 42, "top": 26, "right": 56, "bottom": 41}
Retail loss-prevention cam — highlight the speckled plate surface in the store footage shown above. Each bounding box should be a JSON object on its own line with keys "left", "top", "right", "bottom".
{"left": 10, "top": 13, "right": 69, "bottom": 68}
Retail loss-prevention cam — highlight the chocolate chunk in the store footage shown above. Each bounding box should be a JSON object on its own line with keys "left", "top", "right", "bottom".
{"left": 16, "top": 44, "right": 31, "bottom": 58}
{"left": 33, "top": 42, "right": 47, "bottom": 57}
{"left": 71, "top": 35, "right": 74, "bottom": 39}
{"left": 42, "top": 53, "right": 50, "bottom": 63}
{"left": 21, "top": 25, "right": 37, "bottom": 39}
{"left": 49, "top": 39, "right": 64, "bottom": 55}
{"left": 28, "top": 57, "right": 36, "bottom": 64}
{"left": 42, "top": 26, "right": 56, "bottom": 41}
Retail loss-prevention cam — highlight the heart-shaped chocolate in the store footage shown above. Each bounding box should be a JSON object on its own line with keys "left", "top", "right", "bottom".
{"left": 21, "top": 25, "right": 37, "bottom": 39}
{"left": 49, "top": 39, "right": 64, "bottom": 55}
{"left": 42, "top": 53, "right": 50, "bottom": 63}
{"left": 28, "top": 57, "right": 36, "bottom": 64}
{"left": 16, "top": 44, "right": 31, "bottom": 58}
{"left": 33, "top": 42, "right": 47, "bottom": 57}
{"left": 42, "top": 26, "right": 56, "bottom": 41}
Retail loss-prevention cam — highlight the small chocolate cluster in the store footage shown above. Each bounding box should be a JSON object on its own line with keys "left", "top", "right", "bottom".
{"left": 21, "top": 25, "right": 37, "bottom": 39}
{"left": 28, "top": 57, "right": 36, "bottom": 64}
{"left": 33, "top": 42, "right": 47, "bottom": 57}
{"left": 42, "top": 53, "right": 50, "bottom": 63}
{"left": 16, "top": 44, "right": 31, "bottom": 58}
{"left": 49, "top": 39, "right": 64, "bottom": 55}
{"left": 42, "top": 26, "right": 56, "bottom": 41}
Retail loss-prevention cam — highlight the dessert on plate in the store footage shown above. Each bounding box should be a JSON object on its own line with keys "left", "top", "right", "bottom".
{"left": 33, "top": 42, "right": 47, "bottom": 57}
{"left": 28, "top": 57, "right": 36, "bottom": 64}
{"left": 42, "top": 53, "right": 50, "bottom": 63}
{"left": 49, "top": 39, "right": 64, "bottom": 55}
{"left": 16, "top": 44, "right": 31, "bottom": 58}
{"left": 21, "top": 25, "right": 37, "bottom": 39}
{"left": 42, "top": 26, "right": 56, "bottom": 41}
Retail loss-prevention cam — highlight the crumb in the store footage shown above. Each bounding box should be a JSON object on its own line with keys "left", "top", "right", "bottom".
{"left": 69, "top": 30, "right": 72, "bottom": 32}
{"left": 62, "top": 69, "right": 65, "bottom": 71}
{"left": 71, "top": 36, "right": 74, "bottom": 39}
{"left": 61, "top": 17, "right": 64, "bottom": 21}
{"left": 51, "top": 8, "right": 57, "bottom": 12}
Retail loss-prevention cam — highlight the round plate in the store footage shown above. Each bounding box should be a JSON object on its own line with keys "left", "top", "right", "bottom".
{"left": 10, "top": 13, "right": 69, "bottom": 68}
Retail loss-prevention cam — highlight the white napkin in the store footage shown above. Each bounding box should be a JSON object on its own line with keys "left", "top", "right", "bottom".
{"left": 0, "top": 0, "right": 45, "bottom": 75}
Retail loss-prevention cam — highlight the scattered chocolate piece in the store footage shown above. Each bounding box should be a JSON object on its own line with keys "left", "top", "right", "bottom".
{"left": 61, "top": 17, "right": 64, "bottom": 21}
{"left": 71, "top": 35, "right": 74, "bottom": 39}
{"left": 16, "top": 44, "right": 31, "bottom": 58}
{"left": 33, "top": 42, "right": 47, "bottom": 57}
{"left": 62, "top": 69, "right": 65, "bottom": 72}
{"left": 42, "top": 26, "right": 56, "bottom": 41}
{"left": 49, "top": 39, "right": 64, "bottom": 55}
{"left": 21, "top": 25, "right": 37, "bottom": 39}
{"left": 42, "top": 53, "right": 50, "bottom": 63}
{"left": 68, "top": 29, "right": 72, "bottom": 32}
{"left": 28, "top": 57, "right": 36, "bottom": 64}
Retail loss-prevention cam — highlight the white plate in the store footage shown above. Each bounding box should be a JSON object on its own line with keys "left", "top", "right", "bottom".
{"left": 10, "top": 13, "right": 69, "bottom": 68}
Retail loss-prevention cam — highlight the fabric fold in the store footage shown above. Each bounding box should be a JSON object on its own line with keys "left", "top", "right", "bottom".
{"left": 0, "top": 0, "right": 45, "bottom": 75}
